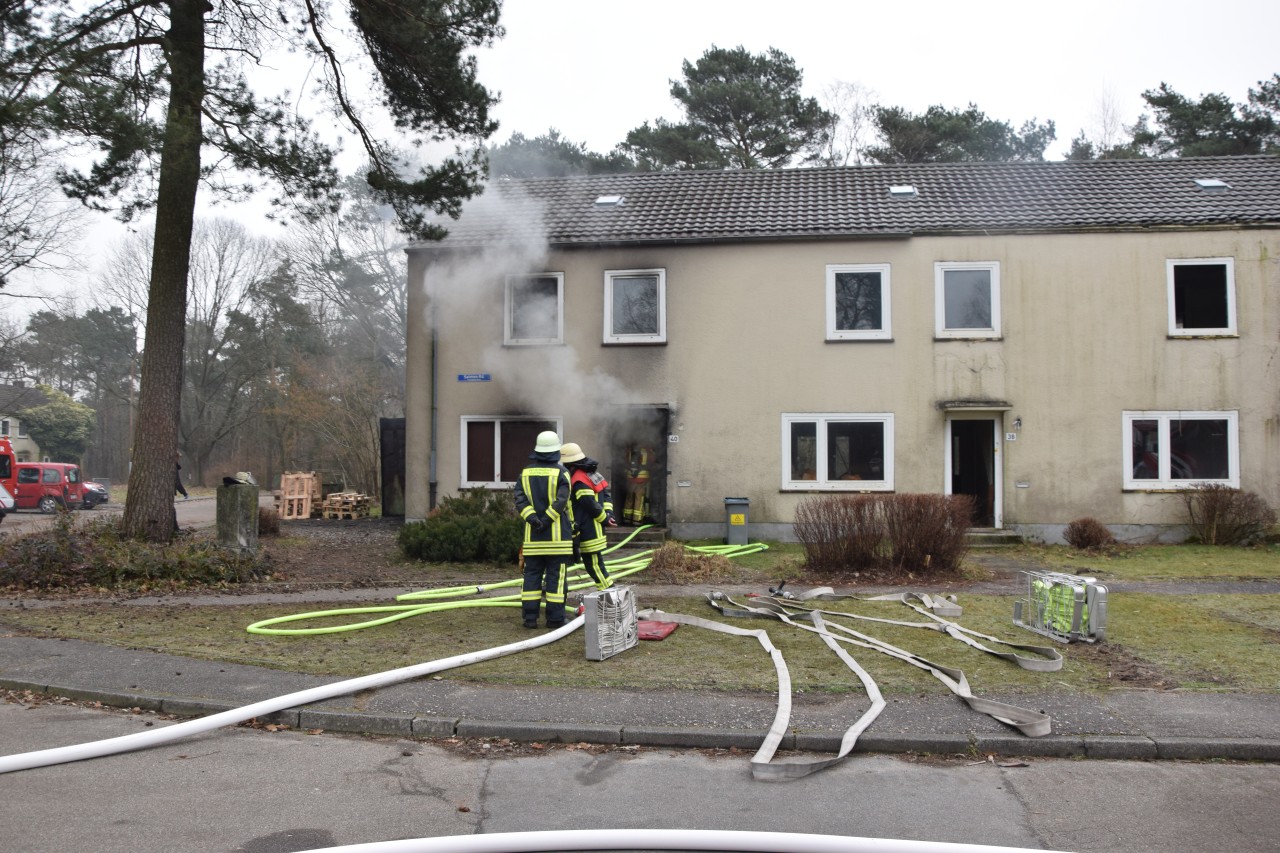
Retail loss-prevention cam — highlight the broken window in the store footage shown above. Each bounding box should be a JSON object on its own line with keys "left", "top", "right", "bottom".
{"left": 783, "top": 414, "right": 894, "bottom": 490}
{"left": 827, "top": 264, "right": 891, "bottom": 340}
{"left": 935, "top": 262, "right": 1000, "bottom": 339}
{"left": 1124, "top": 411, "right": 1238, "bottom": 489}
{"left": 1167, "top": 258, "right": 1235, "bottom": 336}
{"left": 604, "top": 269, "right": 665, "bottom": 344}
{"left": 505, "top": 273, "right": 563, "bottom": 345}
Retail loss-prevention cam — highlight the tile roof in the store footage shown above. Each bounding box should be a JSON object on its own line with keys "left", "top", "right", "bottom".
{"left": 0, "top": 383, "right": 49, "bottom": 415}
{"left": 424, "top": 155, "right": 1280, "bottom": 250}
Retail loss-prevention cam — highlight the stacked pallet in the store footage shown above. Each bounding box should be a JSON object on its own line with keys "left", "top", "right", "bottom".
{"left": 277, "top": 472, "right": 322, "bottom": 520}
{"left": 322, "top": 491, "right": 371, "bottom": 519}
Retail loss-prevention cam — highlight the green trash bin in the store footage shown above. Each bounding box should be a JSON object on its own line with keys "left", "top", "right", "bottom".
{"left": 724, "top": 497, "right": 750, "bottom": 546}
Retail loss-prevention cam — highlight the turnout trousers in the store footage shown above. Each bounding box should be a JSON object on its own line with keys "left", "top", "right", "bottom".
{"left": 522, "top": 554, "right": 567, "bottom": 626}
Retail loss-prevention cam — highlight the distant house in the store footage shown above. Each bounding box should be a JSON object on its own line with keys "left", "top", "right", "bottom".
{"left": 0, "top": 383, "right": 50, "bottom": 462}
{"left": 403, "top": 155, "right": 1280, "bottom": 543}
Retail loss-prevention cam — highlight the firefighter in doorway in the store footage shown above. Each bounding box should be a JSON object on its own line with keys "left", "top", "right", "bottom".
{"left": 622, "top": 443, "right": 654, "bottom": 524}
{"left": 560, "top": 442, "right": 616, "bottom": 590}
{"left": 514, "top": 431, "right": 573, "bottom": 629}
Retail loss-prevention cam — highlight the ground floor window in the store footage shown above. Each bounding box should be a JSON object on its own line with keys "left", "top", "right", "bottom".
{"left": 782, "top": 413, "right": 894, "bottom": 490}
{"left": 1124, "top": 410, "right": 1238, "bottom": 489}
{"left": 461, "top": 416, "right": 561, "bottom": 487}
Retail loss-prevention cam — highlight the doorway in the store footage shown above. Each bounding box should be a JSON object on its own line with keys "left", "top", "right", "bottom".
{"left": 609, "top": 406, "right": 668, "bottom": 527}
{"left": 945, "top": 416, "right": 1001, "bottom": 528}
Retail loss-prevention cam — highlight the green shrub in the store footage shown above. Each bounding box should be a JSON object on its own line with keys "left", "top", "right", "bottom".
{"left": 0, "top": 514, "right": 273, "bottom": 591}
{"left": 398, "top": 488, "right": 522, "bottom": 564}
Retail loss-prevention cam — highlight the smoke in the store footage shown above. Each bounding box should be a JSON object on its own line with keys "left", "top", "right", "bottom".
{"left": 422, "top": 182, "right": 656, "bottom": 438}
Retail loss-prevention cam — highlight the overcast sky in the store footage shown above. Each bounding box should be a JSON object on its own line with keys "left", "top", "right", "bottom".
{"left": 4, "top": 0, "right": 1278, "bottom": 320}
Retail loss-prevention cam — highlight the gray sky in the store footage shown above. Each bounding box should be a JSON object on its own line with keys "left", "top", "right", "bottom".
{"left": 4, "top": 0, "right": 1278, "bottom": 320}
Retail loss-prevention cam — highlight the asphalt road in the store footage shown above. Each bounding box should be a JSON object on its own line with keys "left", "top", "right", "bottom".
{"left": 1, "top": 493, "right": 265, "bottom": 535}
{"left": 2, "top": 701, "right": 1277, "bottom": 853}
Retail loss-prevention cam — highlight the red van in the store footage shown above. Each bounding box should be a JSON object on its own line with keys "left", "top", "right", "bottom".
{"left": 12, "top": 462, "right": 88, "bottom": 513}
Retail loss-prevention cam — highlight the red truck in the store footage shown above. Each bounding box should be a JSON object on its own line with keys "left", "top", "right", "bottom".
{"left": 0, "top": 436, "right": 90, "bottom": 514}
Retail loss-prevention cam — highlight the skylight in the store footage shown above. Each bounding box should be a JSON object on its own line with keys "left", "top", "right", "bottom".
{"left": 889, "top": 185, "right": 918, "bottom": 198}
{"left": 595, "top": 194, "right": 625, "bottom": 207}
{"left": 1194, "top": 178, "right": 1231, "bottom": 192}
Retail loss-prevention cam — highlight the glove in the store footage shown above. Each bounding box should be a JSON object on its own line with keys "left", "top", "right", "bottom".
{"left": 528, "top": 515, "right": 546, "bottom": 533}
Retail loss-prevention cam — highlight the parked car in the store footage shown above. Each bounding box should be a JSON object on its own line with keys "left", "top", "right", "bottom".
{"left": 81, "top": 480, "right": 109, "bottom": 509}
{"left": 12, "top": 462, "right": 87, "bottom": 513}
{"left": 0, "top": 482, "right": 13, "bottom": 522}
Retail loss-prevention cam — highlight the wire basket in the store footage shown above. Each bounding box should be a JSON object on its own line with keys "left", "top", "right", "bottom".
{"left": 1013, "top": 570, "right": 1107, "bottom": 643}
{"left": 584, "top": 586, "right": 639, "bottom": 661}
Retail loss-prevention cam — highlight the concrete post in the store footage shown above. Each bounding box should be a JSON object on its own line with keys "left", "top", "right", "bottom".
{"left": 216, "top": 483, "right": 259, "bottom": 554}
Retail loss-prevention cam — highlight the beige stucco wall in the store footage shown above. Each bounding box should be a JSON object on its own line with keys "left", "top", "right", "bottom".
{"left": 406, "top": 227, "right": 1280, "bottom": 539}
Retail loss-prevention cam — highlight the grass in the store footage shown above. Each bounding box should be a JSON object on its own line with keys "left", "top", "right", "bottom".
{"left": 999, "top": 542, "right": 1280, "bottom": 580}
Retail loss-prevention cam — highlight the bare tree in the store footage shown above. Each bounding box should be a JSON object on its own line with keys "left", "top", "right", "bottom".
{"left": 819, "top": 80, "right": 878, "bottom": 166}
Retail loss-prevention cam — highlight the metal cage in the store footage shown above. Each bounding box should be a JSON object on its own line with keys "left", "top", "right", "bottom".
{"left": 1013, "top": 570, "right": 1107, "bottom": 643}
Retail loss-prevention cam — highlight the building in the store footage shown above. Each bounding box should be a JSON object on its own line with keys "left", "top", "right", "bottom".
{"left": 404, "top": 155, "right": 1280, "bottom": 543}
{"left": 0, "top": 383, "right": 49, "bottom": 463}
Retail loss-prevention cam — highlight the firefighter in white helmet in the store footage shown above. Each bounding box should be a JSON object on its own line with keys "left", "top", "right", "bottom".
{"left": 513, "top": 430, "right": 573, "bottom": 629}
{"left": 560, "top": 442, "right": 616, "bottom": 590}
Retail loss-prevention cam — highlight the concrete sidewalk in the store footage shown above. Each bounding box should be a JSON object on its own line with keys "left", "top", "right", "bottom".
{"left": 1, "top": 630, "right": 1277, "bottom": 763}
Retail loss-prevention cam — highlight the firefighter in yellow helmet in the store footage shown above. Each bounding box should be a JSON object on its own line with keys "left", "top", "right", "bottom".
{"left": 622, "top": 443, "right": 654, "bottom": 524}
{"left": 561, "top": 442, "right": 616, "bottom": 590}
{"left": 513, "top": 430, "right": 573, "bottom": 629}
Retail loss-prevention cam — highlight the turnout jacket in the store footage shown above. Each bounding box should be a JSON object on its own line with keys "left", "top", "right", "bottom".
{"left": 569, "top": 464, "right": 613, "bottom": 553}
{"left": 514, "top": 453, "right": 573, "bottom": 557}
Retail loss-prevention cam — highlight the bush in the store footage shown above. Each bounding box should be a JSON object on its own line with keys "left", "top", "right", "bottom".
{"left": 0, "top": 514, "right": 273, "bottom": 591}
{"left": 1063, "top": 517, "right": 1116, "bottom": 551}
{"left": 398, "top": 488, "right": 522, "bottom": 564}
{"left": 1181, "top": 484, "right": 1277, "bottom": 545}
{"left": 793, "top": 493, "right": 972, "bottom": 577}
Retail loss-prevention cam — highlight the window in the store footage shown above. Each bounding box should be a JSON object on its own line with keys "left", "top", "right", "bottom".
{"left": 461, "top": 416, "right": 561, "bottom": 487}
{"left": 935, "top": 262, "right": 1000, "bottom": 339}
{"left": 1167, "top": 258, "right": 1235, "bottom": 336}
{"left": 16, "top": 418, "right": 27, "bottom": 438}
{"left": 505, "top": 273, "right": 563, "bottom": 345}
{"left": 1, "top": 418, "right": 8, "bottom": 436}
{"left": 782, "top": 413, "right": 894, "bottom": 491}
{"left": 1124, "top": 411, "right": 1238, "bottom": 489}
{"left": 826, "top": 264, "right": 891, "bottom": 340}
{"left": 604, "top": 269, "right": 665, "bottom": 344}
{"left": 17, "top": 467, "right": 39, "bottom": 485}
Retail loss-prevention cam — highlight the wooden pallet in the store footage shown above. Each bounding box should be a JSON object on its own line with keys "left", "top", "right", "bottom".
{"left": 278, "top": 471, "right": 323, "bottom": 520}
{"left": 321, "top": 491, "right": 371, "bottom": 520}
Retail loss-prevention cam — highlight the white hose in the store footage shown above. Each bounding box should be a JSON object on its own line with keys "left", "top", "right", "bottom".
{"left": 0, "top": 617, "right": 584, "bottom": 775}
{"left": 294, "top": 829, "right": 1069, "bottom": 853}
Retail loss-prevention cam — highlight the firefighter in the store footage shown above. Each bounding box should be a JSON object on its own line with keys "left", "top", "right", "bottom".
{"left": 623, "top": 443, "right": 654, "bottom": 524}
{"left": 560, "top": 442, "right": 616, "bottom": 590}
{"left": 513, "top": 430, "right": 574, "bottom": 629}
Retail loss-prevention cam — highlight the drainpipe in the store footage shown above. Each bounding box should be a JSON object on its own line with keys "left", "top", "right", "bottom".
{"left": 429, "top": 297, "right": 438, "bottom": 511}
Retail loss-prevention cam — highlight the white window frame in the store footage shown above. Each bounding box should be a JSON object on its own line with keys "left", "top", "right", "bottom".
{"left": 604, "top": 268, "right": 666, "bottom": 344}
{"left": 934, "top": 261, "right": 1001, "bottom": 339}
{"left": 781, "top": 413, "right": 895, "bottom": 491}
{"left": 0, "top": 418, "right": 8, "bottom": 436}
{"left": 1122, "top": 410, "right": 1239, "bottom": 490}
{"left": 504, "top": 273, "right": 564, "bottom": 346}
{"left": 1166, "top": 258, "right": 1236, "bottom": 337}
{"left": 826, "top": 263, "right": 892, "bottom": 341}
{"left": 460, "top": 415, "right": 563, "bottom": 488}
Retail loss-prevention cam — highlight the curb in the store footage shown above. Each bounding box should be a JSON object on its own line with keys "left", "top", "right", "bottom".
{"left": 4, "top": 678, "right": 1278, "bottom": 763}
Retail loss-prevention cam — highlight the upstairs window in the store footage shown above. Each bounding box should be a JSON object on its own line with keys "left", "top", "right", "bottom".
{"left": 782, "top": 413, "right": 894, "bottom": 491}
{"left": 604, "top": 269, "right": 666, "bottom": 344}
{"left": 1, "top": 418, "right": 8, "bottom": 436}
{"left": 1167, "top": 258, "right": 1235, "bottom": 336}
{"left": 826, "top": 264, "right": 891, "bottom": 341}
{"left": 505, "top": 273, "right": 563, "bottom": 345}
{"left": 935, "top": 262, "right": 1000, "bottom": 339}
{"left": 461, "top": 416, "right": 561, "bottom": 487}
{"left": 1124, "top": 411, "right": 1238, "bottom": 490}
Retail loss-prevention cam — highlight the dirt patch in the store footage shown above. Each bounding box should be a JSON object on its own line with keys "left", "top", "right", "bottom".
{"left": 1068, "top": 641, "right": 1172, "bottom": 689}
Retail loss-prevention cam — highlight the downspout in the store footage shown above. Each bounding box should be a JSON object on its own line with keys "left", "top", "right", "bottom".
{"left": 429, "top": 297, "right": 438, "bottom": 511}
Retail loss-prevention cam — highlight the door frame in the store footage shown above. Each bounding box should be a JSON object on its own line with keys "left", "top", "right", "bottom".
{"left": 944, "top": 413, "right": 1003, "bottom": 529}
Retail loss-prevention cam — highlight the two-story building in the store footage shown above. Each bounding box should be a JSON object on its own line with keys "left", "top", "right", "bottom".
{"left": 403, "top": 155, "right": 1280, "bottom": 543}
{"left": 0, "top": 383, "right": 49, "bottom": 463}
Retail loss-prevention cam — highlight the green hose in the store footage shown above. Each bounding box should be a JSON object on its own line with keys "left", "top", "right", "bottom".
{"left": 244, "top": 526, "right": 767, "bottom": 637}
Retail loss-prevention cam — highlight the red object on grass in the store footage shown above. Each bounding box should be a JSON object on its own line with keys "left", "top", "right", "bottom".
{"left": 637, "top": 620, "right": 679, "bottom": 640}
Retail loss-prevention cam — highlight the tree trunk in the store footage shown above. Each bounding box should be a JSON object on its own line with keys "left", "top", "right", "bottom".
{"left": 121, "top": 0, "right": 206, "bottom": 541}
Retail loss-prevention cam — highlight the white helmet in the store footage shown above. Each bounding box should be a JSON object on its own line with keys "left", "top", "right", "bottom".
{"left": 534, "top": 430, "right": 562, "bottom": 454}
{"left": 560, "top": 442, "right": 586, "bottom": 463}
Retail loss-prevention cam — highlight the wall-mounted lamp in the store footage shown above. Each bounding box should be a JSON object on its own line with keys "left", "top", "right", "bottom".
{"left": 1013, "top": 417, "right": 1022, "bottom": 431}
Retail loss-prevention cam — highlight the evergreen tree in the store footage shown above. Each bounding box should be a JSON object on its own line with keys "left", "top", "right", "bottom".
{"left": 865, "top": 103, "right": 1056, "bottom": 164}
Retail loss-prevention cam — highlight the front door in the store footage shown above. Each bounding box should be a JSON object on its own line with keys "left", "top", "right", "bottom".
{"left": 945, "top": 417, "right": 1001, "bottom": 528}
{"left": 610, "top": 406, "right": 668, "bottom": 527}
